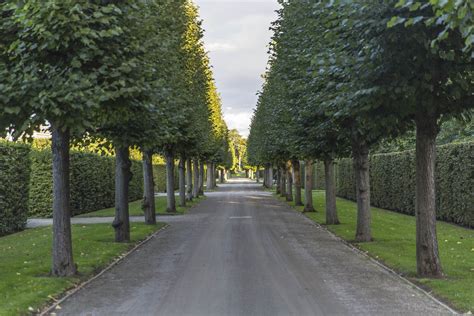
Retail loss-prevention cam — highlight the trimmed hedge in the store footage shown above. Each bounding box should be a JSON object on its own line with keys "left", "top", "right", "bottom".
{"left": 0, "top": 142, "right": 30, "bottom": 236}
{"left": 29, "top": 149, "right": 143, "bottom": 217}
{"left": 316, "top": 142, "right": 473, "bottom": 227}
{"left": 152, "top": 164, "right": 180, "bottom": 193}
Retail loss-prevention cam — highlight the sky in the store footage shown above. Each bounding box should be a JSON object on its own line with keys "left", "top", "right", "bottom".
{"left": 194, "top": 0, "right": 281, "bottom": 137}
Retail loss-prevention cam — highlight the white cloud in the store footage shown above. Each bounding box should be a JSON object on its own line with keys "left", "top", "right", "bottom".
{"left": 224, "top": 112, "right": 253, "bottom": 137}
{"left": 195, "top": 0, "right": 280, "bottom": 136}
{"left": 206, "top": 42, "right": 237, "bottom": 52}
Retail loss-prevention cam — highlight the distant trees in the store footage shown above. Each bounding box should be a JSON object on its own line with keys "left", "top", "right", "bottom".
{"left": 247, "top": 0, "right": 473, "bottom": 277}
{"left": 0, "top": 0, "right": 229, "bottom": 276}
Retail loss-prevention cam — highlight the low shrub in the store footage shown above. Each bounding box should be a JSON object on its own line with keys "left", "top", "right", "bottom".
{"left": 0, "top": 142, "right": 30, "bottom": 236}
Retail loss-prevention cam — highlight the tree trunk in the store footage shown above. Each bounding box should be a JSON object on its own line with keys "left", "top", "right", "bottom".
{"left": 142, "top": 150, "right": 156, "bottom": 225}
{"left": 325, "top": 159, "right": 339, "bottom": 225}
{"left": 276, "top": 168, "right": 281, "bottom": 195}
{"left": 212, "top": 163, "right": 217, "bottom": 188}
{"left": 113, "top": 145, "right": 131, "bottom": 242}
{"left": 352, "top": 136, "right": 372, "bottom": 242}
{"left": 286, "top": 161, "right": 293, "bottom": 202}
{"left": 193, "top": 159, "right": 200, "bottom": 198}
{"left": 292, "top": 160, "right": 302, "bottom": 206}
{"left": 220, "top": 169, "right": 225, "bottom": 183}
{"left": 199, "top": 161, "right": 205, "bottom": 195}
{"left": 165, "top": 149, "right": 176, "bottom": 213}
{"left": 51, "top": 126, "right": 76, "bottom": 277}
{"left": 263, "top": 167, "right": 268, "bottom": 187}
{"left": 304, "top": 160, "right": 315, "bottom": 212}
{"left": 415, "top": 115, "right": 443, "bottom": 277}
{"left": 268, "top": 165, "right": 273, "bottom": 188}
{"left": 186, "top": 159, "right": 193, "bottom": 201}
{"left": 178, "top": 158, "right": 186, "bottom": 207}
{"left": 206, "top": 162, "right": 213, "bottom": 190}
{"left": 280, "top": 165, "right": 287, "bottom": 198}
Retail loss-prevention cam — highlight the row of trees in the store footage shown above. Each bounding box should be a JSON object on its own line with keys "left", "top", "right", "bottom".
{"left": 0, "top": 1, "right": 232, "bottom": 276}
{"left": 248, "top": 0, "right": 472, "bottom": 277}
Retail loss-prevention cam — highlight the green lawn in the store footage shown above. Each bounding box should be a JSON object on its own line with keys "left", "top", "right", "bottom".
{"left": 77, "top": 196, "right": 204, "bottom": 217}
{"left": 0, "top": 223, "right": 165, "bottom": 315}
{"left": 278, "top": 190, "right": 473, "bottom": 313}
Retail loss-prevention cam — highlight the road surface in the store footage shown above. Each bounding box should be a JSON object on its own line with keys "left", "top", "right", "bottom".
{"left": 56, "top": 179, "right": 451, "bottom": 316}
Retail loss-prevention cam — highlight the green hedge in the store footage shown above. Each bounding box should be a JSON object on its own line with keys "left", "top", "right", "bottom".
{"left": 318, "top": 142, "right": 473, "bottom": 227}
{"left": 29, "top": 149, "right": 143, "bottom": 217}
{"left": 153, "top": 164, "right": 180, "bottom": 193}
{"left": 0, "top": 142, "right": 30, "bottom": 236}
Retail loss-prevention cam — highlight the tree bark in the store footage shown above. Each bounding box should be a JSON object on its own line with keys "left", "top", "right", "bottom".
{"left": 142, "top": 150, "right": 156, "bottom": 225}
{"left": 193, "top": 159, "right": 200, "bottom": 198}
{"left": 268, "top": 165, "right": 273, "bottom": 189}
{"left": 280, "top": 164, "right": 287, "bottom": 198}
{"left": 206, "top": 162, "right": 213, "bottom": 190}
{"left": 178, "top": 158, "right": 186, "bottom": 207}
{"left": 113, "top": 145, "right": 131, "bottom": 242}
{"left": 263, "top": 166, "right": 268, "bottom": 187}
{"left": 165, "top": 149, "right": 176, "bottom": 213}
{"left": 304, "top": 160, "right": 315, "bottom": 212}
{"left": 324, "top": 159, "right": 339, "bottom": 225}
{"left": 220, "top": 169, "right": 225, "bottom": 183}
{"left": 276, "top": 168, "right": 281, "bottom": 195}
{"left": 186, "top": 159, "right": 193, "bottom": 201}
{"left": 415, "top": 114, "right": 443, "bottom": 277}
{"left": 199, "top": 161, "right": 205, "bottom": 195}
{"left": 292, "top": 160, "right": 302, "bottom": 206}
{"left": 286, "top": 161, "right": 293, "bottom": 202}
{"left": 51, "top": 126, "right": 76, "bottom": 276}
{"left": 212, "top": 163, "right": 217, "bottom": 188}
{"left": 352, "top": 136, "right": 372, "bottom": 242}
{"left": 256, "top": 167, "right": 260, "bottom": 183}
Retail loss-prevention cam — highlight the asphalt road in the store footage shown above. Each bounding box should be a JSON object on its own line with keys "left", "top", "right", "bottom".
{"left": 57, "top": 179, "right": 452, "bottom": 316}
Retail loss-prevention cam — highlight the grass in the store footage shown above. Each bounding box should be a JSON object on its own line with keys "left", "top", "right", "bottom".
{"left": 277, "top": 190, "right": 474, "bottom": 313}
{"left": 0, "top": 222, "right": 165, "bottom": 315}
{"left": 77, "top": 196, "right": 204, "bottom": 217}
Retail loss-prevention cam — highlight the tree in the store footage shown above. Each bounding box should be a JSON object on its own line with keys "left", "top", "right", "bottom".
{"left": 0, "top": 0, "right": 148, "bottom": 274}
{"left": 384, "top": 0, "right": 473, "bottom": 276}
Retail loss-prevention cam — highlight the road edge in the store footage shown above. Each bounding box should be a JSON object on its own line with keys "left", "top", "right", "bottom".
{"left": 39, "top": 224, "right": 169, "bottom": 316}
{"left": 275, "top": 196, "right": 459, "bottom": 315}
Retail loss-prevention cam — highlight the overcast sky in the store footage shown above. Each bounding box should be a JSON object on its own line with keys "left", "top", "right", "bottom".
{"left": 194, "top": 0, "right": 280, "bottom": 137}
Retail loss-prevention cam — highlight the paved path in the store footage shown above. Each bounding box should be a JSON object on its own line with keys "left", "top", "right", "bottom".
{"left": 56, "top": 179, "right": 451, "bottom": 316}
{"left": 27, "top": 215, "right": 184, "bottom": 228}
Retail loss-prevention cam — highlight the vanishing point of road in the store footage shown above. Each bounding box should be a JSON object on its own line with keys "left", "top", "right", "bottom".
{"left": 57, "top": 179, "right": 452, "bottom": 316}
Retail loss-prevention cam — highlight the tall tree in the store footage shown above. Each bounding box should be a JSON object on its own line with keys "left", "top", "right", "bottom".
{"left": 0, "top": 0, "right": 146, "bottom": 273}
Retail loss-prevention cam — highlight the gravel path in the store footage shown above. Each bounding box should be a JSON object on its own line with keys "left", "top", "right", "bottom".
{"left": 52, "top": 179, "right": 452, "bottom": 316}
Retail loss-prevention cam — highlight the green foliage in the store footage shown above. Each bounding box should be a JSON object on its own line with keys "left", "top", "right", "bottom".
{"left": 374, "top": 116, "right": 474, "bottom": 153}
{"left": 325, "top": 142, "right": 473, "bottom": 227}
{"left": 0, "top": 141, "right": 30, "bottom": 236}
{"left": 228, "top": 129, "right": 246, "bottom": 170}
{"left": 1, "top": 1, "right": 147, "bottom": 137}
{"left": 29, "top": 148, "right": 143, "bottom": 218}
{"left": 392, "top": 0, "right": 474, "bottom": 53}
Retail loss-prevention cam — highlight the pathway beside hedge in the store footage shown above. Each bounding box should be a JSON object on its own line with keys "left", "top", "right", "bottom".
{"left": 0, "top": 141, "right": 179, "bottom": 237}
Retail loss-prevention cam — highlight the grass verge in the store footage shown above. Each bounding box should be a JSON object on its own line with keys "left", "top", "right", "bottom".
{"left": 77, "top": 196, "right": 204, "bottom": 217}
{"left": 277, "top": 190, "right": 473, "bottom": 313}
{"left": 0, "top": 222, "right": 165, "bottom": 315}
